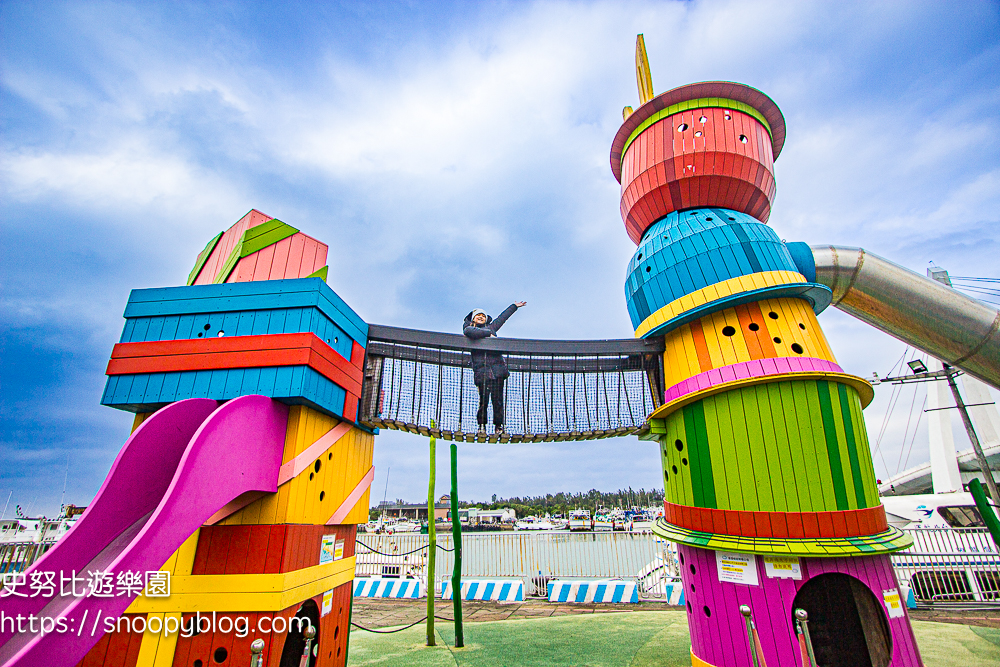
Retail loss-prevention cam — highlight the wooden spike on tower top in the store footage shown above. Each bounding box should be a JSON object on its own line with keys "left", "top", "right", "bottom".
{"left": 635, "top": 34, "right": 654, "bottom": 105}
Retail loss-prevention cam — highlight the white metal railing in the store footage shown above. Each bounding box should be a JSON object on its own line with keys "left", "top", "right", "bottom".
{"left": 0, "top": 542, "right": 54, "bottom": 574}
{"left": 891, "top": 528, "right": 1000, "bottom": 606}
{"left": 354, "top": 531, "right": 679, "bottom": 599}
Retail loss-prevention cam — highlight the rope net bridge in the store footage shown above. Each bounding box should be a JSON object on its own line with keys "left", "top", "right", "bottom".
{"left": 359, "top": 325, "right": 665, "bottom": 442}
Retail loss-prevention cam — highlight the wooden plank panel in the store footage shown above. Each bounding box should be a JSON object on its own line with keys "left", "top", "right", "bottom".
{"left": 765, "top": 383, "right": 798, "bottom": 511}
{"left": 702, "top": 398, "right": 731, "bottom": 511}
{"left": 739, "top": 387, "right": 772, "bottom": 512}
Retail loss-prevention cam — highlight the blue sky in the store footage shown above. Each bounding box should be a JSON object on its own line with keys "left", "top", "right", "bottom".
{"left": 2, "top": 1, "right": 999, "bottom": 517}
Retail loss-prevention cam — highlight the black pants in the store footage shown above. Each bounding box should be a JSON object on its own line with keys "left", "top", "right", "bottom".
{"left": 476, "top": 378, "right": 505, "bottom": 427}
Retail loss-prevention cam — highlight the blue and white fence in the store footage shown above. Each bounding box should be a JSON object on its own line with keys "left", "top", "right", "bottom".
{"left": 441, "top": 579, "right": 524, "bottom": 602}
{"left": 547, "top": 579, "right": 639, "bottom": 604}
{"left": 353, "top": 577, "right": 423, "bottom": 599}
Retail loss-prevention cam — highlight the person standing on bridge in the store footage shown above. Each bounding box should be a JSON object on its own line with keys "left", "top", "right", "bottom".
{"left": 463, "top": 302, "right": 527, "bottom": 434}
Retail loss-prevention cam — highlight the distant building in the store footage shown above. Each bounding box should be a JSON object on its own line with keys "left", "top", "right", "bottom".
{"left": 376, "top": 502, "right": 449, "bottom": 522}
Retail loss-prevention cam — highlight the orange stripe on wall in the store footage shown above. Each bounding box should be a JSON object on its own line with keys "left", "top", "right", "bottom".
{"left": 688, "top": 319, "right": 714, "bottom": 372}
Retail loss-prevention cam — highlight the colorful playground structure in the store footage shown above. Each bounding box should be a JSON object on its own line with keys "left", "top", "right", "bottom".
{"left": 3, "top": 35, "right": 999, "bottom": 667}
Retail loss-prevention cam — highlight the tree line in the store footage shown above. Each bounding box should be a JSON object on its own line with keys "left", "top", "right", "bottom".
{"left": 468, "top": 488, "right": 664, "bottom": 517}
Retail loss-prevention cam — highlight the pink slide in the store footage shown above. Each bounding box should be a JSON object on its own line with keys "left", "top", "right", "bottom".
{"left": 0, "top": 395, "right": 288, "bottom": 667}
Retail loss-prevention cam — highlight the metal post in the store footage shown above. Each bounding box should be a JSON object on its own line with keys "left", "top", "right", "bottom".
{"left": 450, "top": 441, "right": 464, "bottom": 647}
{"left": 739, "top": 605, "right": 761, "bottom": 667}
{"left": 794, "top": 608, "right": 817, "bottom": 667}
{"left": 969, "top": 478, "right": 1000, "bottom": 551}
{"left": 299, "top": 624, "right": 316, "bottom": 667}
{"left": 944, "top": 365, "right": 1000, "bottom": 504}
{"left": 426, "top": 424, "right": 437, "bottom": 646}
{"left": 249, "top": 638, "right": 265, "bottom": 667}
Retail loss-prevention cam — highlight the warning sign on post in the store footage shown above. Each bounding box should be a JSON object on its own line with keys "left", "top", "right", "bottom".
{"left": 763, "top": 556, "right": 802, "bottom": 580}
{"left": 715, "top": 551, "right": 759, "bottom": 586}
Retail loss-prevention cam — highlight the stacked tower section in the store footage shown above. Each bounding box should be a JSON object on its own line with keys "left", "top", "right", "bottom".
{"left": 613, "top": 81, "right": 922, "bottom": 667}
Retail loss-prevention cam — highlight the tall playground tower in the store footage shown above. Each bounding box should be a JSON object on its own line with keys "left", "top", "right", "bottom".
{"left": 617, "top": 38, "right": 921, "bottom": 666}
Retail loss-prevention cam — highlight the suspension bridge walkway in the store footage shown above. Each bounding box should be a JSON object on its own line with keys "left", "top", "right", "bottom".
{"left": 358, "top": 325, "right": 665, "bottom": 443}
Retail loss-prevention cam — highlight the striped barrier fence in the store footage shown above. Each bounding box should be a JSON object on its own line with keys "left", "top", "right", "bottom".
{"left": 441, "top": 579, "right": 524, "bottom": 602}
{"left": 353, "top": 577, "right": 423, "bottom": 599}
{"left": 547, "top": 579, "right": 639, "bottom": 604}
{"left": 660, "top": 580, "right": 685, "bottom": 605}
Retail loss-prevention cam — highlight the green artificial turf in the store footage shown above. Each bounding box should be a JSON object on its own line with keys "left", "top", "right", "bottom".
{"left": 347, "top": 611, "right": 1000, "bottom": 667}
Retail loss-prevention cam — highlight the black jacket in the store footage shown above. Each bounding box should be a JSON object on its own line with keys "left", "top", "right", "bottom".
{"left": 463, "top": 304, "right": 519, "bottom": 385}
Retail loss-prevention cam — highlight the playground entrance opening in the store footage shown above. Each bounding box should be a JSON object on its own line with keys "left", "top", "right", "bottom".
{"left": 791, "top": 573, "right": 891, "bottom": 667}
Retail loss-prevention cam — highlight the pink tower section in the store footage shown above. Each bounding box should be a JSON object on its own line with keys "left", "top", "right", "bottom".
{"left": 190, "top": 209, "right": 329, "bottom": 285}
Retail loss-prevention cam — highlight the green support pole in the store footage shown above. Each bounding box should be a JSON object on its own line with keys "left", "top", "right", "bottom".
{"left": 450, "top": 441, "right": 464, "bottom": 648}
{"left": 969, "top": 478, "right": 1000, "bottom": 551}
{"left": 426, "top": 428, "right": 437, "bottom": 646}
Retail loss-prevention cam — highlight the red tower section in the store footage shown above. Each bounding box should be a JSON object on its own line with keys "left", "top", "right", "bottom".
{"left": 611, "top": 82, "right": 786, "bottom": 245}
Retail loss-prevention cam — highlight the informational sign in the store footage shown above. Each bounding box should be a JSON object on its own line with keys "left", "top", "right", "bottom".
{"left": 322, "top": 589, "right": 334, "bottom": 616}
{"left": 763, "top": 556, "right": 802, "bottom": 580}
{"left": 320, "top": 535, "right": 336, "bottom": 565}
{"left": 715, "top": 551, "right": 759, "bottom": 586}
{"left": 883, "top": 588, "right": 904, "bottom": 618}
{"left": 334, "top": 539, "right": 345, "bottom": 561}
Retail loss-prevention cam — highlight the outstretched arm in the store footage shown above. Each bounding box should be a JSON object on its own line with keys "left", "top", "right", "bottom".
{"left": 490, "top": 301, "right": 526, "bottom": 333}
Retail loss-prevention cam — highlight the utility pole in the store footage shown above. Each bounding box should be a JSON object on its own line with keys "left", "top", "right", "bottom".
{"left": 878, "top": 363, "right": 999, "bottom": 504}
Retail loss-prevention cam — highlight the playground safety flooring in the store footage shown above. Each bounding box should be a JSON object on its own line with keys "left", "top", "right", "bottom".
{"left": 348, "top": 599, "right": 1000, "bottom": 666}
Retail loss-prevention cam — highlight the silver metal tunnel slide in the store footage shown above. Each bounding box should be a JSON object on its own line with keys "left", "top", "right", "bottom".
{"left": 787, "top": 243, "right": 1000, "bottom": 389}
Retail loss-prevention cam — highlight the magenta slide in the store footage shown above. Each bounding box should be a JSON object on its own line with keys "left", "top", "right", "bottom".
{"left": 0, "top": 395, "right": 288, "bottom": 667}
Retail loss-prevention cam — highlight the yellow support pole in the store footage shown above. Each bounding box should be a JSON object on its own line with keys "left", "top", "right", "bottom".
{"left": 635, "top": 34, "right": 654, "bottom": 105}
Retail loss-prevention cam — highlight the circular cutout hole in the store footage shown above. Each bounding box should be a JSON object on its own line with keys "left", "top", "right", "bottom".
{"left": 773, "top": 337, "right": 782, "bottom": 344}
{"left": 314, "top": 460, "right": 322, "bottom": 473}
{"left": 197, "top": 332, "right": 203, "bottom": 337}
{"left": 328, "top": 453, "right": 333, "bottom": 460}
{"left": 687, "top": 601, "right": 692, "bottom": 613}
{"left": 204, "top": 324, "right": 211, "bottom": 331}
{"left": 327, "top": 338, "right": 331, "bottom": 344}
{"left": 694, "top": 130, "right": 703, "bottom": 137}
{"left": 194, "top": 661, "right": 203, "bottom": 667}
{"left": 703, "top": 605, "right": 711, "bottom": 617}
{"left": 664, "top": 471, "right": 669, "bottom": 481}
{"left": 309, "top": 472, "right": 314, "bottom": 481}
{"left": 682, "top": 457, "right": 688, "bottom": 465}
{"left": 677, "top": 123, "right": 688, "bottom": 132}
{"left": 675, "top": 439, "right": 684, "bottom": 452}
{"left": 691, "top": 583, "right": 696, "bottom": 593}
{"left": 739, "top": 134, "right": 748, "bottom": 143}
{"left": 724, "top": 113, "right": 732, "bottom": 120}
{"left": 699, "top": 115, "right": 707, "bottom": 123}
{"left": 213, "top": 647, "right": 228, "bottom": 664}
{"left": 722, "top": 326, "right": 736, "bottom": 337}
{"left": 748, "top": 323, "right": 759, "bottom": 331}
{"left": 337, "top": 647, "right": 342, "bottom": 657}
{"left": 705, "top": 217, "right": 713, "bottom": 222}
{"left": 768, "top": 311, "right": 779, "bottom": 319}
{"left": 320, "top": 491, "right": 326, "bottom": 501}
{"left": 637, "top": 253, "right": 643, "bottom": 261}
{"left": 672, "top": 465, "right": 678, "bottom": 474}
{"left": 690, "top": 564, "right": 696, "bottom": 575}
{"left": 799, "top": 323, "right": 806, "bottom": 330}
{"left": 679, "top": 553, "right": 685, "bottom": 565}
{"left": 217, "top": 330, "right": 225, "bottom": 337}
{"left": 791, "top": 343, "right": 804, "bottom": 354}
{"left": 335, "top": 625, "right": 340, "bottom": 639}
{"left": 646, "top": 266, "right": 651, "bottom": 272}
{"left": 728, "top": 216, "right": 735, "bottom": 221}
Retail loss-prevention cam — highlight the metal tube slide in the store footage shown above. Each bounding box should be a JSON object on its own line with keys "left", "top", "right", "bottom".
{"left": 787, "top": 243, "right": 1000, "bottom": 388}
